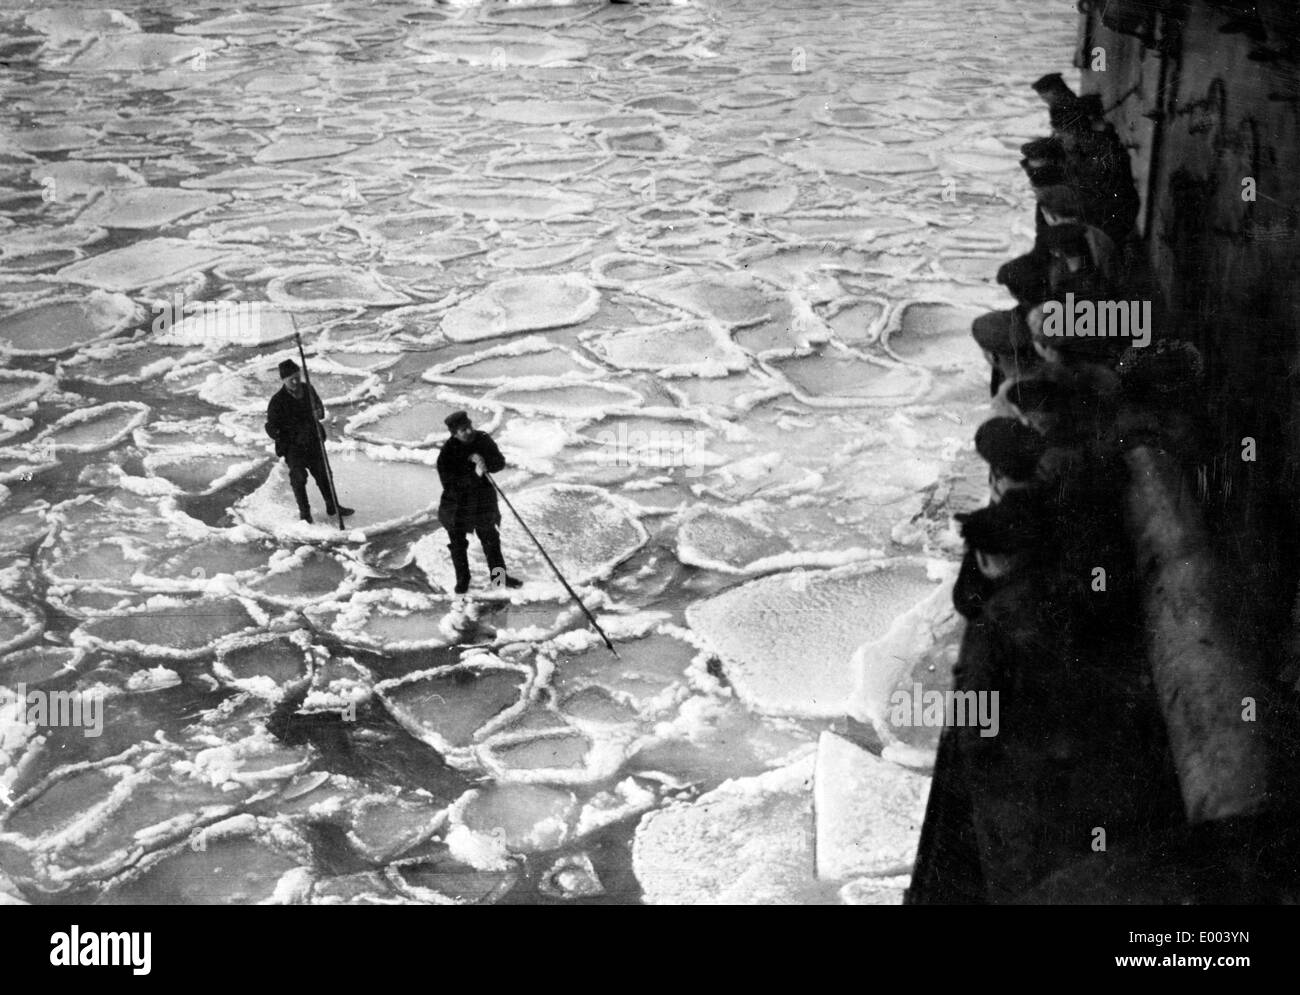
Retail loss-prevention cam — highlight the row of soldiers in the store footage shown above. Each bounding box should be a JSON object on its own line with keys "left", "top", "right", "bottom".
{"left": 909, "top": 74, "right": 1198, "bottom": 902}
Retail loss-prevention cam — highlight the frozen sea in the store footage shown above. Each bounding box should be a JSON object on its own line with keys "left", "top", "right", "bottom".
{"left": 0, "top": 0, "right": 1075, "bottom": 904}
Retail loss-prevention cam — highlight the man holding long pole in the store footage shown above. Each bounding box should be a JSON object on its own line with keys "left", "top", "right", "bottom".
{"left": 437, "top": 410, "right": 619, "bottom": 656}
{"left": 265, "top": 357, "right": 354, "bottom": 525}
{"left": 437, "top": 410, "right": 521, "bottom": 594}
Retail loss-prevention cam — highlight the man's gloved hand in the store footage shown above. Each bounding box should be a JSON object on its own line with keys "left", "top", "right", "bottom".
{"left": 470, "top": 453, "right": 486, "bottom": 477}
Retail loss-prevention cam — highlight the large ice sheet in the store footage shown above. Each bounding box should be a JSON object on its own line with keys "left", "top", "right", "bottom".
{"left": 345, "top": 393, "right": 500, "bottom": 448}
{"left": 813, "top": 732, "right": 929, "bottom": 881}
{"left": 266, "top": 267, "right": 411, "bottom": 308}
{"left": 405, "top": 32, "right": 589, "bottom": 66}
{"left": 0, "top": 293, "right": 139, "bottom": 356}
{"left": 0, "top": 592, "right": 41, "bottom": 654}
{"left": 414, "top": 184, "right": 595, "bottom": 221}
{"left": 847, "top": 570, "right": 962, "bottom": 768}
{"left": 448, "top": 783, "right": 579, "bottom": 864}
{"left": 25, "top": 9, "right": 141, "bottom": 43}
{"left": 28, "top": 160, "right": 144, "bottom": 198}
{"left": 152, "top": 303, "right": 302, "bottom": 349}
{"left": 0, "top": 224, "right": 108, "bottom": 260}
{"left": 99, "top": 815, "right": 312, "bottom": 905}
{"left": 686, "top": 561, "right": 943, "bottom": 718}
{"left": 415, "top": 484, "right": 648, "bottom": 593}
{"left": 254, "top": 138, "right": 357, "bottom": 164}
{"left": 78, "top": 188, "right": 225, "bottom": 229}
{"left": 481, "top": 380, "right": 642, "bottom": 419}
{"left": 197, "top": 354, "right": 378, "bottom": 411}
{"left": 56, "top": 239, "right": 235, "bottom": 292}
{"left": 0, "top": 370, "right": 55, "bottom": 411}
{"left": 322, "top": 588, "right": 457, "bottom": 652}
{"left": 674, "top": 505, "right": 793, "bottom": 573}
{"left": 583, "top": 321, "right": 748, "bottom": 377}
{"left": 441, "top": 274, "right": 599, "bottom": 341}
{"left": 423, "top": 336, "right": 601, "bottom": 386}
{"left": 61, "top": 34, "right": 227, "bottom": 73}
{"left": 765, "top": 351, "right": 933, "bottom": 407}
{"left": 235, "top": 446, "right": 442, "bottom": 542}
{"left": 477, "top": 100, "right": 610, "bottom": 125}
{"left": 71, "top": 594, "right": 265, "bottom": 659}
{"left": 632, "top": 755, "right": 836, "bottom": 904}
{"left": 376, "top": 659, "right": 534, "bottom": 756}
{"left": 37, "top": 401, "right": 149, "bottom": 454}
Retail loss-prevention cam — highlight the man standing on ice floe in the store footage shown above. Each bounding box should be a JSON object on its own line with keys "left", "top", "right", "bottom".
{"left": 437, "top": 410, "right": 522, "bottom": 595}
{"left": 266, "top": 359, "right": 354, "bottom": 524}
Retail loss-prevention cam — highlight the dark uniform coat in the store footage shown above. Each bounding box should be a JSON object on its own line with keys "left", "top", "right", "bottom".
{"left": 436, "top": 431, "right": 506, "bottom": 531}
{"left": 265, "top": 384, "right": 326, "bottom": 459}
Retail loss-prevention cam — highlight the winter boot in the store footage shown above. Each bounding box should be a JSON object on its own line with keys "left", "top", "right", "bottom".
{"left": 449, "top": 543, "right": 472, "bottom": 595}
{"left": 481, "top": 531, "right": 522, "bottom": 589}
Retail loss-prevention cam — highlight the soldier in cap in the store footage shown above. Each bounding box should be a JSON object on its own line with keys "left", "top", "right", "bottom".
{"left": 265, "top": 358, "right": 353, "bottom": 524}
{"left": 436, "top": 410, "right": 522, "bottom": 595}
{"left": 972, "top": 307, "right": 1040, "bottom": 395}
{"left": 975, "top": 416, "right": 1047, "bottom": 502}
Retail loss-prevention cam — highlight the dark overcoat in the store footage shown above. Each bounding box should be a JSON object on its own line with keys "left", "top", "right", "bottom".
{"left": 266, "top": 384, "right": 325, "bottom": 459}
{"left": 437, "top": 430, "right": 506, "bottom": 531}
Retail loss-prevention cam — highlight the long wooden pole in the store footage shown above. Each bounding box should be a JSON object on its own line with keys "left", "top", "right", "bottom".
{"left": 486, "top": 472, "right": 619, "bottom": 658}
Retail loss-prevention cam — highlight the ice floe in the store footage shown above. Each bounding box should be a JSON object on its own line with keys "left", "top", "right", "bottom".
{"left": 35, "top": 401, "right": 149, "bottom": 454}
{"left": 266, "top": 266, "right": 411, "bottom": 308}
{"left": 377, "top": 657, "right": 535, "bottom": 758}
{"left": 414, "top": 483, "right": 648, "bottom": 594}
{"left": 150, "top": 301, "right": 304, "bottom": 349}
{"left": 25, "top": 9, "right": 141, "bottom": 44}
{"left": 405, "top": 32, "right": 589, "bottom": 67}
{"left": 477, "top": 99, "right": 610, "bottom": 125}
{"left": 846, "top": 569, "right": 962, "bottom": 768}
{"left": 99, "top": 813, "right": 312, "bottom": 904}
{"left": 28, "top": 161, "right": 144, "bottom": 202}
{"left": 0, "top": 644, "right": 83, "bottom": 689}
{"left": 345, "top": 392, "right": 501, "bottom": 448}
{"left": 480, "top": 380, "right": 642, "bottom": 419}
{"left": 881, "top": 300, "right": 984, "bottom": 370}
{"left": 70, "top": 594, "right": 267, "bottom": 660}
{"left": 197, "top": 353, "right": 379, "bottom": 411}
{"left": 414, "top": 183, "right": 595, "bottom": 222}
{"left": 763, "top": 350, "right": 934, "bottom": 407}
{"left": 424, "top": 336, "right": 601, "bottom": 386}
{"left": 0, "top": 224, "right": 108, "bottom": 260}
{"left": 813, "top": 732, "right": 929, "bottom": 881}
{"left": 0, "top": 126, "right": 100, "bottom": 154}
{"left": 448, "top": 782, "right": 579, "bottom": 863}
{"left": 582, "top": 320, "right": 748, "bottom": 377}
{"left": 58, "top": 33, "right": 227, "bottom": 73}
{"left": 0, "top": 370, "right": 55, "bottom": 411}
{"left": 632, "top": 754, "right": 835, "bottom": 904}
{"left": 213, "top": 632, "right": 311, "bottom": 699}
{"left": 254, "top": 138, "right": 357, "bottom": 165}
{"left": 78, "top": 187, "right": 225, "bottom": 229}
{"left": 685, "top": 560, "right": 943, "bottom": 718}
{"left": 235, "top": 444, "right": 443, "bottom": 543}
{"left": 244, "top": 544, "right": 365, "bottom": 608}
{"left": 180, "top": 167, "right": 316, "bottom": 192}
{"left": 322, "top": 588, "right": 457, "bottom": 653}
{"left": 56, "top": 239, "right": 235, "bottom": 293}
{"left": 0, "top": 592, "right": 41, "bottom": 654}
{"left": 382, "top": 852, "right": 517, "bottom": 905}
{"left": 0, "top": 292, "right": 139, "bottom": 356}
